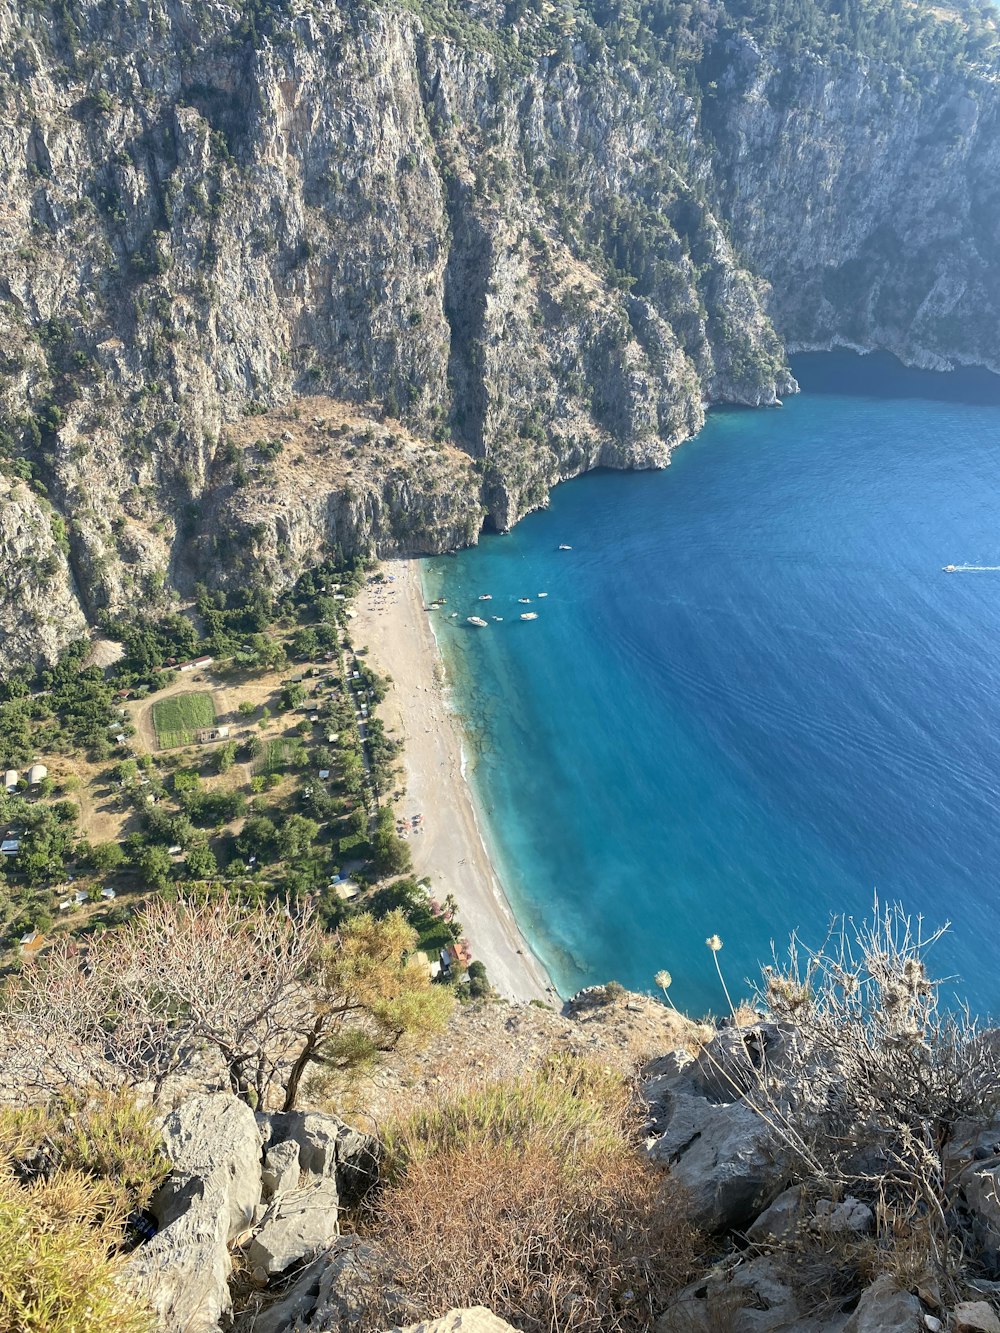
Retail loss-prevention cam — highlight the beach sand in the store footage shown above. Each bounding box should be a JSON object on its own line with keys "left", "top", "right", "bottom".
{"left": 352, "top": 559, "right": 556, "bottom": 1004}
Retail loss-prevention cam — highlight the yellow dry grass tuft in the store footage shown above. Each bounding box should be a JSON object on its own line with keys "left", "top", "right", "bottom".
{"left": 360, "top": 1055, "right": 703, "bottom": 1333}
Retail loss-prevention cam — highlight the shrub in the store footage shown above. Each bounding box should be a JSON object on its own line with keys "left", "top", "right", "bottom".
{"left": 0, "top": 1169, "right": 155, "bottom": 1332}
{"left": 360, "top": 1058, "right": 701, "bottom": 1332}
{"left": 0, "top": 1090, "right": 165, "bottom": 1332}
{"left": 0, "top": 1089, "right": 168, "bottom": 1214}
{"left": 694, "top": 903, "right": 1000, "bottom": 1294}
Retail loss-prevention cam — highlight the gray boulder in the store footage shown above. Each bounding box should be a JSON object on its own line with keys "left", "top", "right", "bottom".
{"left": 945, "top": 1120, "right": 1000, "bottom": 1265}
{"left": 954, "top": 1302, "right": 1000, "bottom": 1333}
{"left": 843, "top": 1276, "right": 923, "bottom": 1333}
{"left": 643, "top": 1044, "right": 786, "bottom": 1232}
{"left": 746, "top": 1185, "right": 805, "bottom": 1245}
{"left": 262, "top": 1138, "right": 302, "bottom": 1200}
{"left": 814, "top": 1196, "right": 874, "bottom": 1235}
{"left": 247, "top": 1177, "right": 341, "bottom": 1278}
{"left": 389, "top": 1312, "right": 521, "bottom": 1333}
{"left": 657, "top": 1255, "right": 849, "bottom": 1333}
{"left": 259, "top": 1109, "right": 381, "bottom": 1205}
{"left": 122, "top": 1093, "right": 263, "bottom": 1333}
{"left": 241, "top": 1236, "right": 415, "bottom": 1332}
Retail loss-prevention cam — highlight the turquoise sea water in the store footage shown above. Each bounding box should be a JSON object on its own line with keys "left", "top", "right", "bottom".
{"left": 423, "top": 352, "right": 1000, "bottom": 1017}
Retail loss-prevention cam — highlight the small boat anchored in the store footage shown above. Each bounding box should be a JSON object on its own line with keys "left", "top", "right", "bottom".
{"left": 537, "top": 592, "right": 548, "bottom": 598}
{"left": 558, "top": 544, "right": 572, "bottom": 551}
{"left": 479, "top": 594, "right": 493, "bottom": 600}
{"left": 520, "top": 612, "right": 538, "bottom": 621}
{"left": 467, "top": 616, "right": 489, "bottom": 628}
{"left": 518, "top": 597, "right": 532, "bottom": 604}
{"left": 492, "top": 616, "right": 504, "bottom": 622}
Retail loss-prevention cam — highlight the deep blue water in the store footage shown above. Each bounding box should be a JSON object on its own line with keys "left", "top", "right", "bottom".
{"left": 423, "top": 352, "right": 1000, "bottom": 1018}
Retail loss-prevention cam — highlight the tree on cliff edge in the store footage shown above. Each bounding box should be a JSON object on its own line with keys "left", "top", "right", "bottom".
{"left": 0, "top": 895, "right": 451, "bottom": 1112}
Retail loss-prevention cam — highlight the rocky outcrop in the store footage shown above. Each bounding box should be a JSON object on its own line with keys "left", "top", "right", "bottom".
{"left": 122, "top": 1093, "right": 263, "bottom": 1333}
{"left": 257, "top": 1107, "right": 381, "bottom": 1205}
{"left": 0, "top": 477, "right": 87, "bottom": 674}
{"left": 712, "top": 40, "right": 1000, "bottom": 374}
{"left": 0, "top": 0, "right": 789, "bottom": 670}
{"left": 641, "top": 1026, "right": 789, "bottom": 1232}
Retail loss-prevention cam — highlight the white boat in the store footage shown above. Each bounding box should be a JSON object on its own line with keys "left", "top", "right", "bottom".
{"left": 537, "top": 592, "right": 548, "bottom": 598}
{"left": 518, "top": 597, "right": 532, "bottom": 604}
{"left": 450, "top": 612, "right": 459, "bottom": 617}
{"left": 467, "top": 616, "right": 489, "bottom": 628}
{"left": 479, "top": 594, "right": 493, "bottom": 600}
{"left": 943, "top": 565, "right": 957, "bottom": 573}
{"left": 492, "top": 616, "right": 504, "bottom": 622}
{"left": 520, "top": 612, "right": 538, "bottom": 621}
{"left": 559, "top": 544, "right": 572, "bottom": 550}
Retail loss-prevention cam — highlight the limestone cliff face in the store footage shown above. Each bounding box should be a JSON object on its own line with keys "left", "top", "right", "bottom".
{"left": 710, "top": 38, "right": 1000, "bottom": 371}
{"left": 0, "top": 478, "right": 88, "bottom": 676}
{"left": 0, "top": 0, "right": 996, "bottom": 670}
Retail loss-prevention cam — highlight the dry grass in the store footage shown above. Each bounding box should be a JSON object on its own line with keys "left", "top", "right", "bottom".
{"left": 357, "top": 1055, "right": 703, "bottom": 1333}
{"left": 0, "top": 1167, "right": 155, "bottom": 1332}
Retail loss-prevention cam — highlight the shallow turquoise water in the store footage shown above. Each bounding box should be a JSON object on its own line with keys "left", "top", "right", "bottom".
{"left": 423, "top": 353, "right": 1000, "bottom": 1017}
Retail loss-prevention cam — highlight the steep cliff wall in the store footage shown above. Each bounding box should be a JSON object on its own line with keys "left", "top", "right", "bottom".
{"left": 0, "top": 0, "right": 996, "bottom": 671}
{"left": 709, "top": 36, "right": 1000, "bottom": 371}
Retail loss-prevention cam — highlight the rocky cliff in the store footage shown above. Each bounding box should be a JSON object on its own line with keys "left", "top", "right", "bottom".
{"left": 0, "top": 0, "right": 996, "bottom": 669}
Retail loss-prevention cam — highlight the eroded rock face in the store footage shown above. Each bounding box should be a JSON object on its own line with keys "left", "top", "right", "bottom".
{"left": 259, "top": 1108, "right": 382, "bottom": 1205}
{"left": 0, "top": 0, "right": 782, "bottom": 671}
{"left": 3, "top": 0, "right": 998, "bottom": 670}
{"left": 0, "top": 478, "right": 87, "bottom": 675}
{"left": 641, "top": 1029, "right": 789, "bottom": 1233}
{"left": 121, "top": 1093, "right": 262, "bottom": 1333}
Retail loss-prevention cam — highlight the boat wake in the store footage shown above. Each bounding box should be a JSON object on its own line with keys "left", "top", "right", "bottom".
{"left": 944, "top": 564, "right": 1000, "bottom": 572}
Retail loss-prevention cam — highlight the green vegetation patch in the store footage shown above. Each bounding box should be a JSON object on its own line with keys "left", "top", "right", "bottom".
{"left": 151, "top": 691, "right": 215, "bottom": 749}
{"left": 256, "top": 737, "right": 300, "bottom": 775}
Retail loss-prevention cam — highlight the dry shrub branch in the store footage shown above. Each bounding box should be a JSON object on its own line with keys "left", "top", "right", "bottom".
{"left": 697, "top": 902, "right": 1000, "bottom": 1288}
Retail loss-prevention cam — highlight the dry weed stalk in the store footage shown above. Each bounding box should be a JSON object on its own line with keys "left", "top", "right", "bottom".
{"left": 668, "top": 901, "right": 1000, "bottom": 1288}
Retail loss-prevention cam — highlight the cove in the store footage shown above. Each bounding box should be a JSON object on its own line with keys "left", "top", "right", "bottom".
{"left": 422, "top": 352, "right": 1000, "bottom": 1018}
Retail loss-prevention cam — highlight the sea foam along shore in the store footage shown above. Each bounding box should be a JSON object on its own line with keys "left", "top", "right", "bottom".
{"left": 351, "top": 558, "right": 558, "bottom": 1004}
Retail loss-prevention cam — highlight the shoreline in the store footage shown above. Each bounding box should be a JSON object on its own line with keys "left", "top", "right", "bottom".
{"left": 352, "top": 558, "right": 558, "bottom": 1004}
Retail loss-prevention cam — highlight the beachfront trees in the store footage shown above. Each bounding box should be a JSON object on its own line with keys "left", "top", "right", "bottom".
{"left": 0, "top": 895, "right": 451, "bottom": 1111}
{"left": 372, "top": 805, "right": 412, "bottom": 877}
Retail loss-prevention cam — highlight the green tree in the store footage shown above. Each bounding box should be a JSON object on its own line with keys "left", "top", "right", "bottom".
{"left": 275, "top": 814, "right": 319, "bottom": 861}
{"left": 89, "top": 842, "right": 125, "bottom": 873}
{"left": 136, "top": 843, "right": 173, "bottom": 890}
{"left": 185, "top": 842, "right": 218, "bottom": 880}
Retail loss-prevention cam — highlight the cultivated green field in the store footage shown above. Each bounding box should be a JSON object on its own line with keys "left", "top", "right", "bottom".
{"left": 152, "top": 692, "right": 216, "bottom": 749}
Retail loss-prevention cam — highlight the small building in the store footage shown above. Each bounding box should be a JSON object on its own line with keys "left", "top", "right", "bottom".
{"left": 27, "top": 764, "right": 48, "bottom": 785}
{"left": 74, "top": 890, "right": 88, "bottom": 906}
{"left": 194, "top": 726, "right": 230, "bottom": 743}
{"left": 1, "top": 839, "right": 20, "bottom": 857}
{"left": 101, "top": 887, "right": 116, "bottom": 900}
{"left": 177, "top": 655, "right": 214, "bottom": 672}
{"left": 318, "top": 769, "right": 330, "bottom": 780}
{"left": 416, "top": 950, "right": 442, "bottom": 980}
{"left": 19, "top": 931, "right": 45, "bottom": 957}
{"left": 440, "top": 940, "right": 473, "bottom": 975}
{"left": 4, "top": 769, "right": 17, "bottom": 792}
{"left": 334, "top": 879, "right": 361, "bottom": 902}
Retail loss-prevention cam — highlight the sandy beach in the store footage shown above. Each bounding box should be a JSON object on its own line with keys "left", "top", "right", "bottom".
{"left": 352, "top": 559, "right": 556, "bottom": 1004}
